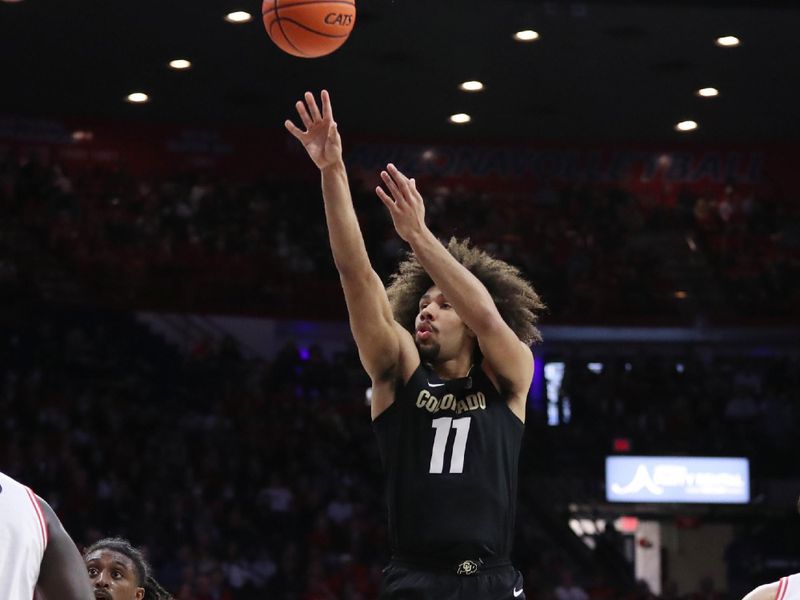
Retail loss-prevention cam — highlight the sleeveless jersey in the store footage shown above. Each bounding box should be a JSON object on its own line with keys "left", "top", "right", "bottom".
{"left": 0, "top": 471, "right": 49, "bottom": 600}
{"left": 373, "top": 363, "right": 524, "bottom": 563}
{"left": 777, "top": 574, "right": 800, "bottom": 600}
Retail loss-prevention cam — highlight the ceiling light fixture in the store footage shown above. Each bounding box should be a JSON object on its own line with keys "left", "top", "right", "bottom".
{"left": 225, "top": 11, "right": 252, "bottom": 23}
{"left": 513, "top": 30, "right": 540, "bottom": 42}
{"left": 169, "top": 59, "right": 192, "bottom": 70}
{"left": 459, "top": 81, "right": 484, "bottom": 92}
{"left": 449, "top": 113, "right": 471, "bottom": 124}
{"left": 126, "top": 92, "right": 150, "bottom": 104}
{"left": 715, "top": 35, "right": 740, "bottom": 47}
{"left": 696, "top": 87, "right": 719, "bottom": 97}
{"left": 675, "top": 120, "right": 698, "bottom": 132}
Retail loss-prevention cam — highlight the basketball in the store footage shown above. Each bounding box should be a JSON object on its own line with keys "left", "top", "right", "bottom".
{"left": 262, "top": 0, "right": 356, "bottom": 58}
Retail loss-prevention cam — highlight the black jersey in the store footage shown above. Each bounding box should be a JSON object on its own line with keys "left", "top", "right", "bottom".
{"left": 373, "top": 363, "right": 524, "bottom": 563}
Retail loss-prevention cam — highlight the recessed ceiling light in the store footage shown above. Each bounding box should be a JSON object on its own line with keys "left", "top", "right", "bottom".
{"left": 449, "top": 113, "right": 471, "bottom": 124}
{"left": 715, "top": 35, "right": 740, "bottom": 47}
{"left": 459, "top": 81, "right": 484, "bottom": 92}
{"left": 225, "top": 11, "right": 252, "bottom": 23}
{"left": 696, "top": 87, "right": 719, "bottom": 98}
{"left": 126, "top": 92, "right": 150, "bottom": 104}
{"left": 169, "top": 59, "right": 192, "bottom": 70}
{"left": 674, "top": 290, "right": 689, "bottom": 299}
{"left": 513, "top": 30, "right": 540, "bottom": 42}
{"left": 675, "top": 120, "right": 698, "bottom": 132}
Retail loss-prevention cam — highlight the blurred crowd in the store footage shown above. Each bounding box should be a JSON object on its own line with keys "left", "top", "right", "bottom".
{"left": 1, "top": 309, "right": 798, "bottom": 599}
{"left": 1, "top": 149, "right": 799, "bottom": 599}
{"left": 1, "top": 155, "right": 798, "bottom": 321}
{"left": 689, "top": 183, "right": 800, "bottom": 319}
{"left": 534, "top": 352, "right": 800, "bottom": 478}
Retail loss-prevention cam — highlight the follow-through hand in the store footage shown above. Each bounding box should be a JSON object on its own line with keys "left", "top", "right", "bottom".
{"left": 284, "top": 90, "right": 342, "bottom": 171}
{"left": 376, "top": 163, "right": 427, "bottom": 242}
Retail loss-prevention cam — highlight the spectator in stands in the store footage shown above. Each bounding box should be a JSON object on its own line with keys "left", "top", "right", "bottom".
{"left": 554, "top": 570, "right": 589, "bottom": 600}
{"left": 690, "top": 576, "right": 724, "bottom": 600}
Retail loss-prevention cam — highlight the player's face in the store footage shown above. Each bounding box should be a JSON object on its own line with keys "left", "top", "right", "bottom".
{"left": 414, "top": 286, "right": 474, "bottom": 362}
{"left": 85, "top": 550, "right": 145, "bottom": 600}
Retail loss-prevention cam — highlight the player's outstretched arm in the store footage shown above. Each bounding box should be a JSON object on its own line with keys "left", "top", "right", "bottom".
{"left": 286, "top": 92, "right": 413, "bottom": 394}
{"left": 376, "top": 164, "right": 533, "bottom": 414}
{"left": 35, "top": 496, "right": 93, "bottom": 600}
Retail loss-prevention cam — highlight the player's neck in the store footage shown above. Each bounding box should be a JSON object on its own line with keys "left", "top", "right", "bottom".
{"left": 430, "top": 355, "right": 473, "bottom": 381}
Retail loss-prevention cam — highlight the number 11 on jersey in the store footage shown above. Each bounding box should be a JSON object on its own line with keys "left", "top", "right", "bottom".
{"left": 429, "top": 417, "right": 472, "bottom": 474}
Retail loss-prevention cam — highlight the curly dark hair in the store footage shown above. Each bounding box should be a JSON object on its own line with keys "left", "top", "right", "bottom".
{"left": 84, "top": 537, "right": 173, "bottom": 600}
{"left": 386, "top": 237, "right": 546, "bottom": 345}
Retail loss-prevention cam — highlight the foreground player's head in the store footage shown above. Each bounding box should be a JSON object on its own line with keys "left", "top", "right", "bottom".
{"left": 412, "top": 284, "right": 474, "bottom": 363}
{"left": 387, "top": 237, "right": 545, "bottom": 363}
{"left": 84, "top": 537, "right": 172, "bottom": 600}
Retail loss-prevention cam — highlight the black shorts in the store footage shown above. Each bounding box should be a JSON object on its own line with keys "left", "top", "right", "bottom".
{"left": 379, "top": 561, "right": 526, "bottom": 600}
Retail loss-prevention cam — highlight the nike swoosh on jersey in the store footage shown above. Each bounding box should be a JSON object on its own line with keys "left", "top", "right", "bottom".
{"left": 513, "top": 588, "right": 524, "bottom": 597}
{"left": 428, "top": 382, "right": 445, "bottom": 387}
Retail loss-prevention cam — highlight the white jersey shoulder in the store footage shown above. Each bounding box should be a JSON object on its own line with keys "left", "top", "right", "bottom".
{"left": 0, "top": 471, "right": 49, "bottom": 600}
{"left": 778, "top": 574, "right": 800, "bottom": 600}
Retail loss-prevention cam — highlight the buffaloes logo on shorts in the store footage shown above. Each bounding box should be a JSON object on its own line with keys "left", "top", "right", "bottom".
{"left": 456, "top": 560, "right": 479, "bottom": 575}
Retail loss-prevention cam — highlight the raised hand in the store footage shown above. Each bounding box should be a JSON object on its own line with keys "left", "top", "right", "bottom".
{"left": 285, "top": 90, "right": 342, "bottom": 171}
{"left": 376, "top": 163, "right": 428, "bottom": 243}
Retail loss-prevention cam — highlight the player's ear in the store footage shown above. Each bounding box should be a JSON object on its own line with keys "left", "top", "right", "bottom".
{"left": 135, "top": 587, "right": 145, "bottom": 600}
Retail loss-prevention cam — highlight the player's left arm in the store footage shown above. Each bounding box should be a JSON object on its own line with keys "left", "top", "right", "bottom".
{"left": 376, "top": 164, "right": 533, "bottom": 417}
{"left": 35, "top": 495, "right": 93, "bottom": 600}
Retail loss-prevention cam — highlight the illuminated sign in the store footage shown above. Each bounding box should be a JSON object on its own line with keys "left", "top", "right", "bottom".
{"left": 606, "top": 456, "right": 749, "bottom": 504}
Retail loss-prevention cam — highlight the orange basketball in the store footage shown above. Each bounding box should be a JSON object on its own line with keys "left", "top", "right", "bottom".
{"left": 262, "top": 0, "right": 356, "bottom": 58}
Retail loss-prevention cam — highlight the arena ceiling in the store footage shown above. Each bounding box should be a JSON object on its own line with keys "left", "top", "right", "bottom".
{"left": 1, "top": 0, "right": 799, "bottom": 144}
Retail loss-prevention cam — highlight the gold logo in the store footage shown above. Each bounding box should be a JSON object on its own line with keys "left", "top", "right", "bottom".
{"left": 415, "top": 390, "right": 486, "bottom": 415}
{"left": 456, "top": 560, "right": 479, "bottom": 575}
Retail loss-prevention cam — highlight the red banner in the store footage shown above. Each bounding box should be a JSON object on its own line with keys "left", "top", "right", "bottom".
{"left": 0, "top": 115, "right": 796, "bottom": 202}
{"left": 0, "top": 115, "right": 312, "bottom": 179}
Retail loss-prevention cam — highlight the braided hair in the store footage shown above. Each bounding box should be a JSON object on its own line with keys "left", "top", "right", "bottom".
{"left": 84, "top": 537, "right": 173, "bottom": 600}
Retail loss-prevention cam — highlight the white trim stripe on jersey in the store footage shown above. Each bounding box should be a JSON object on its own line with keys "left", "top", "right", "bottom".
{"left": 778, "top": 574, "right": 800, "bottom": 600}
{"left": 1, "top": 471, "right": 49, "bottom": 600}
{"left": 24, "top": 487, "right": 48, "bottom": 550}
{"left": 777, "top": 578, "right": 788, "bottom": 600}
